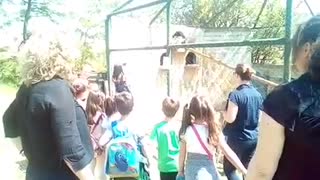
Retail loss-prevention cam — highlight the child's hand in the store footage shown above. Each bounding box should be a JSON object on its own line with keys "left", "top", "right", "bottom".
{"left": 146, "top": 158, "right": 150, "bottom": 168}
{"left": 242, "top": 169, "right": 247, "bottom": 176}
{"left": 176, "top": 172, "right": 185, "bottom": 180}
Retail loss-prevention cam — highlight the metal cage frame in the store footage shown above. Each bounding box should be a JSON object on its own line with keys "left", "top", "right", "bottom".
{"left": 105, "top": 0, "right": 312, "bottom": 95}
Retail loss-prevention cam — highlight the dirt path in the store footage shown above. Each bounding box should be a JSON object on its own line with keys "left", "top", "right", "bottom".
{"left": 0, "top": 94, "right": 26, "bottom": 180}
{"left": 0, "top": 91, "right": 160, "bottom": 180}
{"left": 0, "top": 91, "right": 227, "bottom": 180}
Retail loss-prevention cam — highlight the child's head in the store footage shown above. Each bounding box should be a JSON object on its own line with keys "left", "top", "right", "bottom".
{"left": 162, "top": 97, "right": 180, "bottom": 118}
{"left": 88, "top": 82, "right": 100, "bottom": 92}
{"left": 179, "top": 95, "right": 221, "bottom": 146}
{"left": 115, "top": 92, "right": 134, "bottom": 116}
{"left": 86, "top": 90, "right": 105, "bottom": 124}
{"left": 112, "top": 64, "right": 124, "bottom": 80}
{"left": 105, "top": 95, "right": 117, "bottom": 117}
{"left": 72, "top": 78, "right": 89, "bottom": 100}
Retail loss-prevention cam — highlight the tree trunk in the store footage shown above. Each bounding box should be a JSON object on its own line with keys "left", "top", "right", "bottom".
{"left": 252, "top": 0, "right": 268, "bottom": 28}
{"left": 18, "top": 0, "right": 32, "bottom": 50}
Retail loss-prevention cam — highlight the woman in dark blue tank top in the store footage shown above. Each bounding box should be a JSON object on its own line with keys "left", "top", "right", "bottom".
{"left": 223, "top": 64, "right": 263, "bottom": 180}
{"left": 246, "top": 15, "right": 320, "bottom": 180}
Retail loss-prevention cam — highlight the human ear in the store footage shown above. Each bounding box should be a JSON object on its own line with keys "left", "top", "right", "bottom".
{"left": 303, "top": 42, "right": 312, "bottom": 60}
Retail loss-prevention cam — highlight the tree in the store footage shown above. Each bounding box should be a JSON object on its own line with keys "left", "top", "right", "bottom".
{"left": 18, "top": 0, "right": 64, "bottom": 48}
{"left": 72, "top": 0, "right": 124, "bottom": 74}
{"left": 0, "top": 47, "right": 20, "bottom": 86}
{"left": 251, "top": 1, "right": 285, "bottom": 64}
{"left": 171, "top": 0, "right": 286, "bottom": 64}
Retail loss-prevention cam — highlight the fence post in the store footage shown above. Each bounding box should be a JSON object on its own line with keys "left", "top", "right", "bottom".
{"left": 283, "top": 0, "right": 293, "bottom": 82}
{"left": 105, "top": 16, "right": 111, "bottom": 94}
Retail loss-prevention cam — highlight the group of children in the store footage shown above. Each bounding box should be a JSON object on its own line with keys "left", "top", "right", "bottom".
{"left": 72, "top": 78, "right": 247, "bottom": 180}
{"left": 150, "top": 96, "right": 247, "bottom": 180}
{"left": 73, "top": 79, "right": 149, "bottom": 180}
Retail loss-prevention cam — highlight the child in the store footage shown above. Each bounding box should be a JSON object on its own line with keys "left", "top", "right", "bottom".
{"left": 72, "top": 78, "right": 89, "bottom": 109}
{"left": 86, "top": 90, "right": 106, "bottom": 180}
{"left": 177, "top": 95, "right": 247, "bottom": 180}
{"left": 150, "top": 97, "right": 181, "bottom": 180}
{"left": 99, "top": 92, "right": 149, "bottom": 180}
{"left": 101, "top": 95, "right": 120, "bottom": 131}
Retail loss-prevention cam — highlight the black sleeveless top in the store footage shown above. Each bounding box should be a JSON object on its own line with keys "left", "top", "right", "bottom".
{"left": 263, "top": 73, "right": 320, "bottom": 180}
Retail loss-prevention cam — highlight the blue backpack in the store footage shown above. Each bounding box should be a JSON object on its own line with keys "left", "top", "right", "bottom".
{"left": 105, "top": 121, "right": 142, "bottom": 178}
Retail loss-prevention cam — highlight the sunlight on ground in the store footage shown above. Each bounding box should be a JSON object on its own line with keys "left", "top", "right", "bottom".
{"left": 0, "top": 85, "right": 26, "bottom": 180}
{"left": 0, "top": 84, "right": 227, "bottom": 180}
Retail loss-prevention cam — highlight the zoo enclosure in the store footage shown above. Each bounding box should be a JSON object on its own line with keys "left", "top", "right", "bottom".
{"left": 104, "top": 0, "right": 312, "bottom": 95}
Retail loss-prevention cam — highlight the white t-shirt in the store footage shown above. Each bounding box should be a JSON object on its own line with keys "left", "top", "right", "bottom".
{"left": 184, "top": 124, "right": 215, "bottom": 155}
{"left": 101, "top": 112, "right": 121, "bottom": 129}
{"left": 99, "top": 114, "right": 140, "bottom": 146}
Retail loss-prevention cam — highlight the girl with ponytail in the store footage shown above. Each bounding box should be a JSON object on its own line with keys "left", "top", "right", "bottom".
{"left": 247, "top": 15, "right": 320, "bottom": 180}
{"left": 177, "top": 95, "right": 247, "bottom": 180}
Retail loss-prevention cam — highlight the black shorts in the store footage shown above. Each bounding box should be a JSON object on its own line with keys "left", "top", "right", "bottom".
{"left": 160, "top": 172, "right": 178, "bottom": 180}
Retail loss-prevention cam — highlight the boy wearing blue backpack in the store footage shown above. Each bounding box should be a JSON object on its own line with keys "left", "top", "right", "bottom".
{"left": 99, "top": 92, "right": 150, "bottom": 180}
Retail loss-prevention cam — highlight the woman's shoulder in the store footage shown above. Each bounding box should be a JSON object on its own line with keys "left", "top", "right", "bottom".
{"left": 263, "top": 81, "right": 302, "bottom": 129}
{"left": 32, "top": 78, "right": 71, "bottom": 97}
{"left": 267, "top": 78, "right": 302, "bottom": 103}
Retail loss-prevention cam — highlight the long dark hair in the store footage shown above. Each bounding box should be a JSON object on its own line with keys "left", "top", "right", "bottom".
{"left": 86, "top": 91, "right": 105, "bottom": 125}
{"left": 112, "top": 64, "right": 124, "bottom": 80}
{"left": 293, "top": 15, "right": 320, "bottom": 80}
{"left": 104, "top": 95, "right": 117, "bottom": 117}
{"left": 179, "top": 95, "right": 221, "bottom": 146}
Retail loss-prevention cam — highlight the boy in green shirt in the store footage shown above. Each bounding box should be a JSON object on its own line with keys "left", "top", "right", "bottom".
{"left": 150, "top": 97, "right": 180, "bottom": 180}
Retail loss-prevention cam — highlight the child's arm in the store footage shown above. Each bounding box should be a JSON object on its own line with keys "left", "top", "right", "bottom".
{"left": 178, "top": 139, "right": 187, "bottom": 176}
{"left": 99, "top": 129, "right": 112, "bottom": 147}
{"left": 138, "top": 136, "right": 151, "bottom": 166}
{"left": 148, "top": 126, "right": 159, "bottom": 160}
{"left": 218, "top": 134, "right": 247, "bottom": 175}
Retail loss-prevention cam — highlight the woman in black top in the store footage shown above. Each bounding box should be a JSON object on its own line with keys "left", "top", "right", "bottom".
{"left": 223, "top": 64, "right": 263, "bottom": 180}
{"left": 247, "top": 16, "right": 320, "bottom": 180}
{"left": 72, "top": 79, "right": 94, "bottom": 164}
{"left": 112, "top": 64, "right": 130, "bottom": 93}
{"left": 2, "top": 39, "right": 94, "bottom": 180}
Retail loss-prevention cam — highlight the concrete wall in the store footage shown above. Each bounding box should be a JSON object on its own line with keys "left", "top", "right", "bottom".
{"left": 157, "top": 49, "right": 237, "bottom": 118}
{"left": 157, "top": 49, "right": 280, "bottom": 119}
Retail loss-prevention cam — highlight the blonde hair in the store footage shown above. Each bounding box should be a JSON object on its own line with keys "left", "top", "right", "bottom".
{"left": 19, "top": 31, "right": 79, "bottom": 86}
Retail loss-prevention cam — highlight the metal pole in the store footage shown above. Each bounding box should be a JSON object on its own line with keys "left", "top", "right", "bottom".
{"left": 105, "top": 16, "right": 112, "bottom": 94}
{"left": 283, "top": 0, "right": 293, "bottom": 82}
{"left": 304, "top": 0, "right": 315, "bottom": 16}
{"left": 149, "top": 3, "right": 168, "bottom": 26}
{"left": 109, "top": 38, "right": 286, "bottom": 52}
{"left": 166, "top": 0, "right": 171, "bottom": 96}
{"left": 108, "top": 0, "right": 166, "bottom": 17}
{"left": 112, "top": 0, "right": 134, "bottom": 13}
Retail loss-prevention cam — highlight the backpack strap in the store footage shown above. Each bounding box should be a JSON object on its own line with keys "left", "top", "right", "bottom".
{"left": 191, "top": 124, "right": 213, "bottom": 160}
{"left": 110, "top": 120, "right": 122, "bottom": 139}
{"left": 91, "top": 113, "right": 104, "bottom": 133}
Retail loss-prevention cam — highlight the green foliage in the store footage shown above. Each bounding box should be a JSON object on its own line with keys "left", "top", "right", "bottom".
{"left": 0, "top": 48, "right": 20, "bottom": 86}
{"left": 73, "top": 43, "right": 106, "bottom": 75}
{"left": 171, "top": 0, "right": 286, "bottom": 64}
{"left": 251, "top": 1, "right": 285, "bottom": 64}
